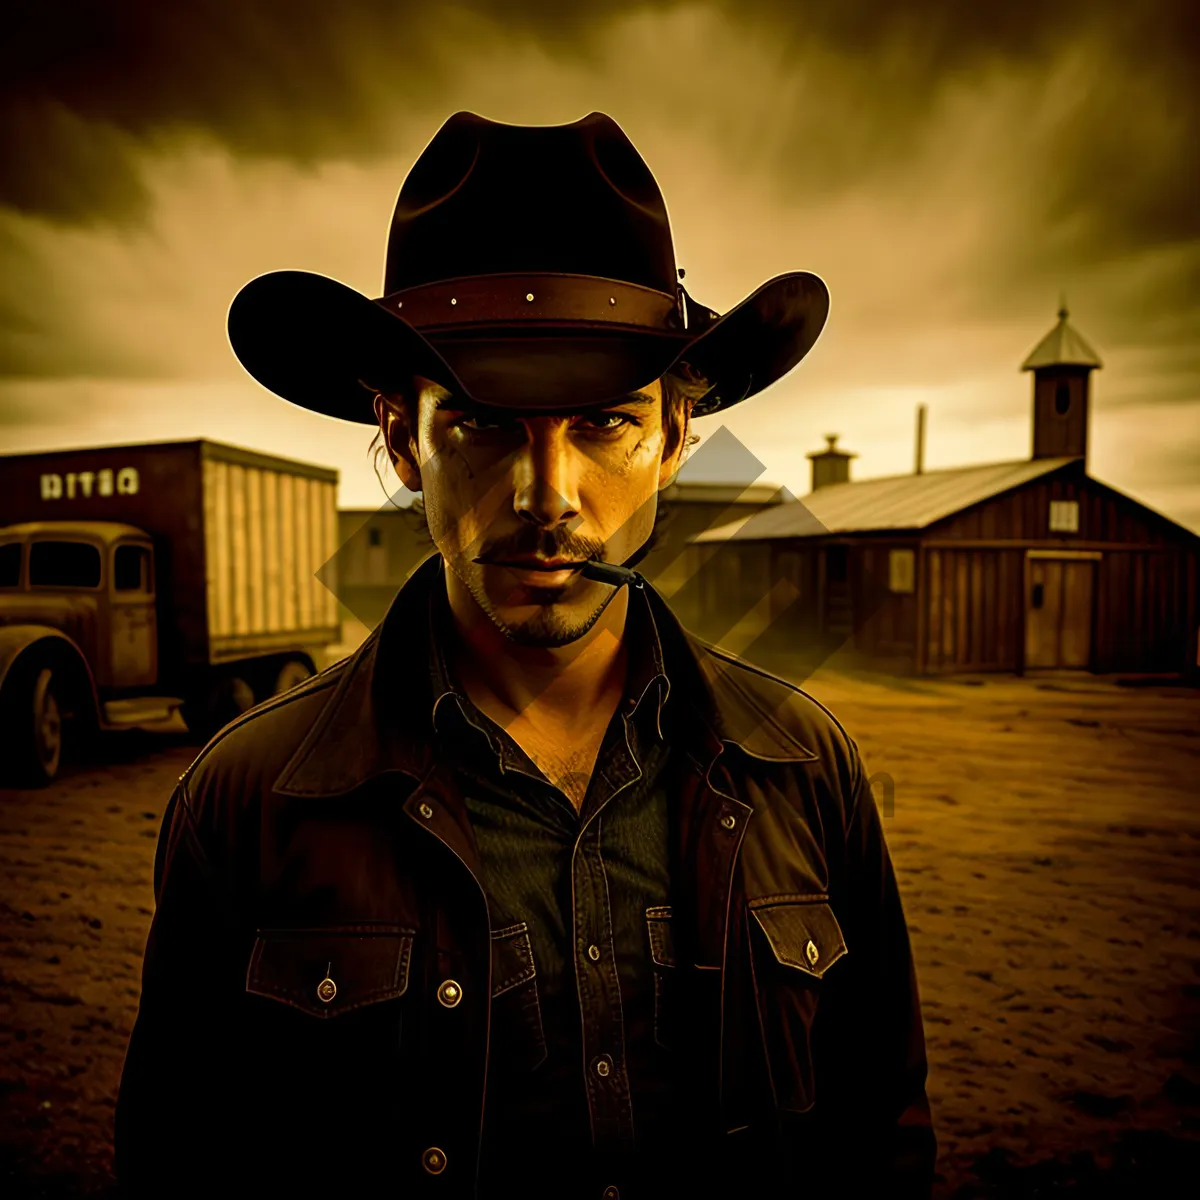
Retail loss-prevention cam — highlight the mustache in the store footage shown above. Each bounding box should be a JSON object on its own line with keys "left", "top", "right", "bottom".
{"left": 471, "top": 528, "right": 604, "bottom": 565}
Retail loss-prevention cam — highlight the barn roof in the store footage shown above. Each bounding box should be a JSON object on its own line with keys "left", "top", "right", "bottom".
{"left": 1021, "top": 305, "right": 1103, "bottom": 370}
{"left": 691, "top": 457, "right": 1078, "bottom": 541}
{"left": 662, "top": 480, "right": 786, "bottom": 506}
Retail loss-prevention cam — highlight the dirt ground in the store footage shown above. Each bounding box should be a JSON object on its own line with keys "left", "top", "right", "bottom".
{"left": 2, "top": 661, "right": 1199, "bottom": 1197}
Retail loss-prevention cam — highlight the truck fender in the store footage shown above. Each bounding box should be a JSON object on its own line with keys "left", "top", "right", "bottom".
{"left": 0, "top": 625, "right": 100, "bottom": 723}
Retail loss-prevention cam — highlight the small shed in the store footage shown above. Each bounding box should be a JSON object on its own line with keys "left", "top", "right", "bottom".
{"left": 688, "top": 306, "right": 1200, "bottom": 678}
{"left": 334, "top": 505, "right": 433, "bottom": 631}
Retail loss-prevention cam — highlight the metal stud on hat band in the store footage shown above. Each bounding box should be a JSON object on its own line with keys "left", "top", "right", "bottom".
{"left": 380, "top": 273, "right": 679, "bottom": 333}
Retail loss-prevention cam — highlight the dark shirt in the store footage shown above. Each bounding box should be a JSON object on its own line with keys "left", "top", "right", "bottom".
{"left": 426, "top": 577, "right": 700, "bottom": 1199}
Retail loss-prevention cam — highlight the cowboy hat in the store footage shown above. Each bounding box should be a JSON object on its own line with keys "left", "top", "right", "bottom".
{"left": 227, "top": 111, "right": 830, "bottom": 420}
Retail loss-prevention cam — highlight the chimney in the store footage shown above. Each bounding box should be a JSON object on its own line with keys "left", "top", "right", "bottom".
{"left": 806, "top": 434, "right": 856, "bottom": 491}
{"left": 914, "top": 404, "right": 926, "bottom": 475}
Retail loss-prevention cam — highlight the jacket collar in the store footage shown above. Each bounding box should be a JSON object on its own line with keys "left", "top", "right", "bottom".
{"left": 274, "top": 553, "right": 816, "bottom": 799}
{"left": 637, "top": 578, "right": 820, "bottom": 769}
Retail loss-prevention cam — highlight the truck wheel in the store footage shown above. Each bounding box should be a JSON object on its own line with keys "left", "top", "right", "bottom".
{"left": 181, "top": 673, "right": 255, "bottom": 742}
{"left": 270, "top": 658, "right": 314, "bottom": 697}
{"left": 1, "top": 658, "right": 64, "bottom": 786}
{"left": 227, "top": 675, "right": 255, "bottom": 716}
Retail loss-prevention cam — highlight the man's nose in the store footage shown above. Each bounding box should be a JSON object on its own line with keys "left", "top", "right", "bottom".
{"left": 511, "top": 422, "right": 581, "bottom": 527}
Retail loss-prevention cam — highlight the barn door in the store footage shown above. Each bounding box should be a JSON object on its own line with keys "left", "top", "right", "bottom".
{"left": 1025, "top": 556, "right": 1096, "bottom": 669}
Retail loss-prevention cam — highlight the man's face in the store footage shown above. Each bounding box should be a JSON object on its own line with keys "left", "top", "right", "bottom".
{"left": 377, "top": 376, "right": 687, "bottom": 647}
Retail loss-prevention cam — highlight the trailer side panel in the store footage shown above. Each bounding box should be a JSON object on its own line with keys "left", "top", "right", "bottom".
{"left": 200, "top": 444, "right": 338, "bottom": 663}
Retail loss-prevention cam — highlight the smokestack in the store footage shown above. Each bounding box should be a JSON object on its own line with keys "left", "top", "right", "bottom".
{"left": 914, "top": 404, "right": 926, "bottom": 475}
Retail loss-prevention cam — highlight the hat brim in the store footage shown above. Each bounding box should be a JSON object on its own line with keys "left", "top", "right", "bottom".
{"left": 227, "top": 269, "right": 829, "bottom": 423}
{"left": 676, "top": 271, "right": 831, "bottom": 416}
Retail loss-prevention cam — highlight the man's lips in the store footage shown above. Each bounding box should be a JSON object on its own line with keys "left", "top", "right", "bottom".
{"left": 475, "top": 556, "right": 587, "bottom": 571}
{"left": 470, "top": 554, "right": 640, "bottom": 590}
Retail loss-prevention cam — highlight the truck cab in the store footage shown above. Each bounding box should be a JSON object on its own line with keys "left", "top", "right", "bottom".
{"left": 0, "top": 521, "right": 170, "bottom": 785}
{"left": 0, "top": 521, "right": 158, "bottom": 686}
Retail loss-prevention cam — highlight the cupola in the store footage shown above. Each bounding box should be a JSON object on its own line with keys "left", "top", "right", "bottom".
{"left": 1021, "top": 299, "right": 1102, "bottom": 464}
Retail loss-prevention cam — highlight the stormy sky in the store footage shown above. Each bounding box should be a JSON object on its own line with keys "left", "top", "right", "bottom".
{"left": 2, "top": 1, "right": 1197, "bottom": 529}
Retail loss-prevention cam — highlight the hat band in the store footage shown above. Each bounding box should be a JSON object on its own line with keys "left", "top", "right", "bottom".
{"left": 378, "top": 273, "right": 683, "bottom": 333}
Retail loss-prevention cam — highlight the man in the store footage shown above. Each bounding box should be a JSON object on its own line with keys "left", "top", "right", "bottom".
{"left": 115, "top": 112, "right": 936, "bottom": 1199}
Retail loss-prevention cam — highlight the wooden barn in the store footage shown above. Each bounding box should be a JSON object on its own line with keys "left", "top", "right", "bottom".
{"left": 687, "top": 306, "right": 1200, "bottom": 678}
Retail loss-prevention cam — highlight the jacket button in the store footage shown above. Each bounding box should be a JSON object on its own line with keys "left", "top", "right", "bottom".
{"left": 719, "top": 813, "right": 737, "bottom": 831}
{"left": 603, "top": 1188, "right": 619, "bottom": 1200}
{"left": 593, "top": 1054, "right": 612, "bottom": 1078}
{"left": 587, "top": 944, "right": 601, "bottom": 962}
{"left": 422, "top": 1146, "right": 447, "bottom": 1174}
{"left": 437, "top": 979, "right": 462, "bottom": 1008}
{"left": 806, "top": 939, "right": 820, "bottom": 967}
{"left": 418, "top": 802, "right": 434, "bottom": 819}
{"left": 316, "top": 976, "right": 337, "bottom": 1004}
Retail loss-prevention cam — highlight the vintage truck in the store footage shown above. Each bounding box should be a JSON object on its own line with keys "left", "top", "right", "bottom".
{"left": 0, "top": 439, "right": 341, "bottom": 785}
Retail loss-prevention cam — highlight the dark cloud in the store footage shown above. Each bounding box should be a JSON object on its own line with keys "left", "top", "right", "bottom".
{"left": 1, "top": 0, "right": 1196, "bottom": 405}
{"left": 2, "top": 2, "right": 1196, "bottom": 244}
{"left": 0, "top": 101, "right": 150, "bottom": 225}
{"left": 0, "top": 225, "right": 154, "bottom": 378}
{"left": 0, "top": 387, "right": 46, "bottom": 427}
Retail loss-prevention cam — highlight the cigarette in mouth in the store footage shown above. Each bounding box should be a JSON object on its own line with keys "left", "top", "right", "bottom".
{"left": 579, "top": 560, "right": 644, "bottom": 589}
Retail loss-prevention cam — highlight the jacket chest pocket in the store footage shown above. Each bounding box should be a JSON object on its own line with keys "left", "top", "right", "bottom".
{"left": 748, "top": 900, "right": 848, "bottom": 1114}
{"left": 243, "top": 926, "right": 415, "bottom": 1144}
{"left": 246, "top": 925, "right": 414, "bottom": 1046}
{"left": 491, "top": 922, "right": 546, "bottom": 1073}
{"left": 646, "top": 906, "right": 679, "bottom": 1052}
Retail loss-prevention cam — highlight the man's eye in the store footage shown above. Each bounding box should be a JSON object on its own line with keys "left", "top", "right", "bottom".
{"left": 456, "top": 414, "right": 511, "bottom": 433}
{"left": 582, "top": 413, "right": 637, "bottom": 432}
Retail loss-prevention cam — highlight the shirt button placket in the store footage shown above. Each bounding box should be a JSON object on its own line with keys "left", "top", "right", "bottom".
{"left": 574, "top": 818, "right": 635, "bottom": 1153}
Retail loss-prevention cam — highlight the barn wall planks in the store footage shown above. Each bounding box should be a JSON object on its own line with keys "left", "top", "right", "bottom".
{"left": 849, "top": 543, "right": 918, "bottom": 656}
{"left": 924, "top": 547, "right": 1024, "bottom": 674}
{"left": 1096, "top": 550, "right": 1194, "bottom": 672}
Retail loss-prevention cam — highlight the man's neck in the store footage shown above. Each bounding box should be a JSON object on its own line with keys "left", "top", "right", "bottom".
{"left": 442, "top": 569, "right": 630, "bottom": 737}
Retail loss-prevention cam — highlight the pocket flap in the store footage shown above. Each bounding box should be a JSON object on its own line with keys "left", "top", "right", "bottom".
{"left": 246, "top": 925, "right": 414, "bottom": 1018}
{"left": 491, "top": 922, "right": 537, "bottom": 997}
{"left": 646, "top": 905, "right": 675, "bottom": 967}
{"left": 750, "top": 902, "right": 847, "bottom": 979}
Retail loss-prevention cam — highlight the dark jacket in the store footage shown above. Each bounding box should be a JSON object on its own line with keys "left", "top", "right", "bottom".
{"left": 114, "top": 553, "right": 936, "bottom": 1198}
